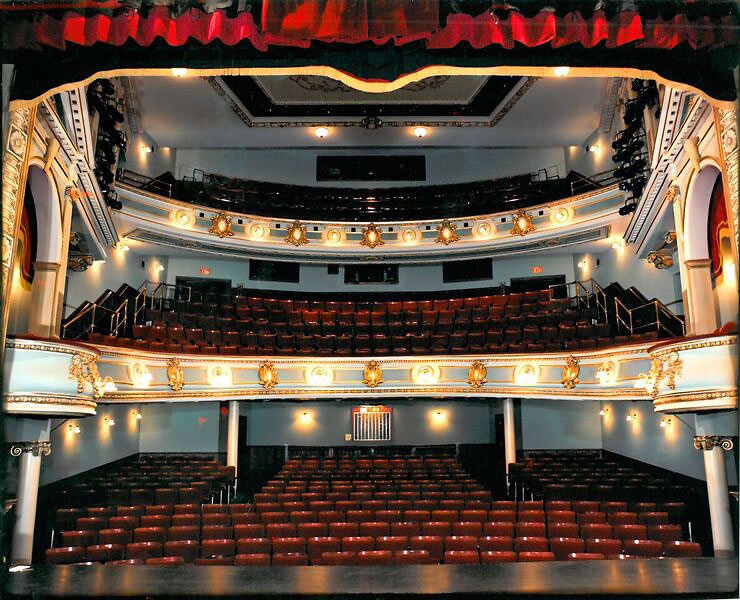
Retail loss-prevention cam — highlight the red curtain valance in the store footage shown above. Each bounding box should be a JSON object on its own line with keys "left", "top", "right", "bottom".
{"left": 5, "top": 5, "right": 736, "bottom": 51}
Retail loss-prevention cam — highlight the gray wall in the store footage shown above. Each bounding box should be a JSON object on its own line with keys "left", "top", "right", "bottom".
{"left": 601, "top": 400, "right": 737, "bottom": 483}
{"left": 138, "top": 402, "right": 221, "bottom": 453}
{"left": 520, "top": 399, "right": 602, "bottom": 450}
{"left": 123, "top": 131, "right": 177, "bottom": 178}
{"left": 175, "top": 147, "right": 566, "bottom": 188}
{"left": 242, "top": 400, "right": 495, "bottom": 447}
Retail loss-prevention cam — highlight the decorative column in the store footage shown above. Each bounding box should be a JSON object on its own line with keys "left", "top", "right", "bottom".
{"left": 693, "top": 435, "right": 735, "bottom": 557}
{"left": 27, "top": 261, "right": 61, "bottom": 338}
{"left": 227, "top": 401, "right": 239, "bottom": 491}
{"left": 503, "top": 398, "right": 517, "bottom": 474}
{"left": 9, "top": 441, "right": 52, "bottom": 566}
{"left": 52, "top": 187, "right": 78, "bottom": 335}
{"left": 684, "top": 259, "right": 718, "bottom": 335}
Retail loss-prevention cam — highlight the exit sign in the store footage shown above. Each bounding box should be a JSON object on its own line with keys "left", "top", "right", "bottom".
{"left": 199, "top": 267, "right": 210, "bottom": 275}
{"left": 530, "top": 266, "right": 544, "bottom": 274}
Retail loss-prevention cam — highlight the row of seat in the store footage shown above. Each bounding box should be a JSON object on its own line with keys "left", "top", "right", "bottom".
{"left": 47, "top": 537, "right": 702, "bottom": 565}
{"left": 59, "top": 521, "right": 688, "bottom": 547}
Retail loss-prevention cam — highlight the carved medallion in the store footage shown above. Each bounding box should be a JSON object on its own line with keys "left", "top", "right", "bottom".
{"left": 167, "top": 357, "right": 184, "bottom": 391}
{"left": 511, "top": 210, "right": 536, "bottom": 236}
{"left": 68, "top": 255, "right": 94, "bottom": 272}
{"left": 285, "top": 220, "right": 309, "bottom": 246}
{"left": 436, "top": 220, "right": 459, "bottom": 245}
{"left": 258, "top": 361, "right": 278, "bottom": 389}
{"left": 361, "top": 223, "right": 384, "bottom": 248}
{"left": 362, "top": 361, "right": 383, "bottom": 388}
{"left": 467, "top": 361, "right": 488, "bottom": 388}
{"left": 209, "top": 212, "right": 233, "bottom": 238}
{"left": 561, "top": 355, "right": 580, "bottom": 389}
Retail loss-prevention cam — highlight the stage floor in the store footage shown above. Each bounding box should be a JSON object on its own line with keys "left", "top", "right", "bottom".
{"left": 6, "top": 557, "right": 738, "bottom": 599}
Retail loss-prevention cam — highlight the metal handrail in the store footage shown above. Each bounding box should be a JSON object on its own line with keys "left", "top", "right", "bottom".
{"left": 615, "top": 296, "right": 685, "bottom": 337}
{"left": 149, "top": 282, "right": 192, "bottom": 312}
{"left": 117, "top": 169, "right": 173, "bottom": 197}
{"left": 133, "top": 282, "right": 148, "bottom": 326}
{"left": 110, "top": 298, "right": 128, "bottom": 337}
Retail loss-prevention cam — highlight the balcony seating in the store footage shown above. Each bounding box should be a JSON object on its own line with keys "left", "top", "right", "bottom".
{"left": 70, "top": 286, "right": 660, "bottom": 356}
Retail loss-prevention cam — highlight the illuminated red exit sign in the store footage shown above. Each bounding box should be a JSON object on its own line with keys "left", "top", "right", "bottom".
{"left": 530, "top": 266, "right": 544, "bottom": 274}
{"left": 199, "top": 267, "right": 211, "bottom": 275}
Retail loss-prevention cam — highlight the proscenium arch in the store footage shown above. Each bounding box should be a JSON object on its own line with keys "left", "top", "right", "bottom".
{"left": 683, "top": 161, "right": 722, "bottom": 262}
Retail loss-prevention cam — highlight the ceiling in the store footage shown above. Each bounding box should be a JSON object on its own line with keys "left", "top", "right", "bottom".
{"left": 133, "top": 75, "right": 610, "bottom": 149}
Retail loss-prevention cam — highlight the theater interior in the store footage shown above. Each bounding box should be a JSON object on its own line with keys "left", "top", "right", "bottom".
{"left": 1, "top": 1, "right": 738, "bottom": 598}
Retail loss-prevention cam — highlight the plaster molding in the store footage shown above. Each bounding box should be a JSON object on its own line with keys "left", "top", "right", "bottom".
{"left": 693, "top": 435, "right": 735, "bottom": 451}
{"left": 9, "top": 441, "right": 51, "bottom": 457}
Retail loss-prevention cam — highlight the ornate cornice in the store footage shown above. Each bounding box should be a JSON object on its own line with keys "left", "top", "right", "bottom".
{"left": 9, "top": 441, "right": 51, "bottom": 457}
{"left": 693, "top": 435, "right": 734, "bottom": 451}
{"left": 5, "top": 337, "right": 98, "bottom": 358}
{"left": 716, "top": 107, "right": 738, "bottom": 258}
{"left": 651, "top": 334, "right": 736, "bottom": 357}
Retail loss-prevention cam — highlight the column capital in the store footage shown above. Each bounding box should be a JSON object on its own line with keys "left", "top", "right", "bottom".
{"left": 693, "top": 435, "right": 734, "bottom": 451}
{"left": 9, "top": 441, "right": 51, "bottom": 457}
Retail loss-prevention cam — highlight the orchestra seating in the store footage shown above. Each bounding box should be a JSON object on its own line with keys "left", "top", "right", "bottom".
{"left": 46, "top": 452, "right": 701, "bottom": 566}
{"left": 75, "top": 287, "right": 661, "bottom": 355}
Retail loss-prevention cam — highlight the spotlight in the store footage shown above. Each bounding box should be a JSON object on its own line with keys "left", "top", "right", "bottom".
{"left": 413, "top": 127, "right": 427, "bottom": 138}
{"left": 95, "top": 78, "right": 116, "bottom": 96}
{"left": 618, "top": 202, "right": 638, "bottom": 216}
{"left": 94, "top": 167, "right": 114, "bottom": 185}
{"left": 315, "top": 127, "right": 329, "bottom": 139}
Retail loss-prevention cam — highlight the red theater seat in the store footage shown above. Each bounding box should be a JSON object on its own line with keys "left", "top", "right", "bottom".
{"left": 622, "top": 539, "right": 663, "bottom": 558}
{"left": 133, "top": 527, "right": 166, "bottom": 544}
{"left": 359, "top": 522, "right": 390, "bottom": 537}
{"left": 479, "top": 536, "right": 514, "bottom": 551}
{"left": 516, "top": 522, "right": 546, "bottom": 537}
{"left": 126, "top": 542, "right": 163, "bottom": 560}
{"left": 272, "top": 537, "right": 306, "bottom": 554}
{"left": 514, "top": 536, "right": 549, "bottom": 553}
{"left": 146, "top": 556, "right": 185, "bottom": 566}
{"left": 321, "top": 551, "right": 357, "bottom": 565}
{"left": 164, "top": 540, "right": 199, "bottom": 563}
{"left": 647, "top": 525, "right": 683, "bottom": 542}
{"left": 444, "top": 550, "right": 480, "bottom": 564}
{"left": 85, "top": 544, "right": 125, "bottom": 562}
{"left": 409, "top": 535, "right": 444, "bottom": 561}
{"left": 236, "top": 538, "right": 271, "bottom": 555}
{"left": 452, "top": 522, "right": 483, "bottom": 537}
{"left": 272, "top": 552, "right": 309, "bottom": 566}
{"left": 444, "top": 536, "right": 478, "bottom": 551}
{"left": 484, "top": 522, "right": 515, "bottom": 537}
{"left": 394, "top": 550, "right": 433, "bottom": 565}
{"left": 391, "top": 522, "right": 421, "bottom": 537}
{"left": 61, "top": 530, "right": 97, "bottom": 547}
{"left": 585, "top": 538, "right": 623, "bottom": 555}
{"left": 518, "top": 551, "right": 555, "bottom": 562}
{"left": 376, "top": 536, "right": 409, "bottom": 552}
{"left": 548, "top": 523, "right": 579, "bottom": 538}
{"left": 481, "top": 550, "right": 517, "bottom": 563}
{"left": 357, "top": 550, "right": 394, "bottom": 565}
{"left": 234, "top": 553, "right": 271, "bottom": 565}
{"left": 341, "top": 536, "right": 374, "bottom": 552}
{"left": 580, "top": 524, "right": 613, "bottom": 539}
{"left": 662, "top": 541, "right": 702, "bottom": 558}
{"left": 421, "top": 522, "right": 452, "bottom": 537}
{"left": 329, "top": 522, "right": 359, "bottom": 538}
{"left": 98, "top": 529, "right": 131, "bottom": 546}
{"left": 567, "top": 552, "right": 605, "bottom": 560}
{"left": 549, "top": 537, "right": 585, "bottom": 560}
{"left": 201, "top": 539, "right": 236, "bottom": 558}
{"left": 195, "top": 557, "right": 234, "bottom": 565}
{"left": 613, "top": 524, "right": 648, "bottom": 540}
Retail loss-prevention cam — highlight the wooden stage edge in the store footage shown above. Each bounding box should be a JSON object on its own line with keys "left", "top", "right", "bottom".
{"left": 6, "top": 557, "right": 739, "bottom": 599}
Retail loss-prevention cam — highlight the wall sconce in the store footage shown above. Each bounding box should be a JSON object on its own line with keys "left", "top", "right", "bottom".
{"left": 626, "top": 412, "right": 638, "bottom": 422}
{"left": 401, "top": 228, "right": 419, "bottom": 244}
{"left": 514, "top": 363, "right": 539, "bottom": 385}
{"left": 113, "top": 241, "right": 130, "bottom": 252}
{"left": 436, "top": 220, "right": 459, "bottom": 245}
{"left": 475, "top": 221, "right": 494, "bottom": 239}
{"left": 550, "top": 207, "right": 571, "bottom": 225}
{"left": 209, "top": 212, "right": 233, "bottom": 239}
{"left": 411, "top": 364, "right": 440, "bottom": 385}
{"left": 611, "top": 238, "right": 625, "bottom": 250}
{"left": 208, "top": 365, "right": 232, "bottom": 387}
{"left": 153, "top": 262, "right": 165, "bottom": 272}
{"left": 314, "top": 127, "right": 329, "bottom": 139}
{"left": 131, "top": 410, "right": 142, "bottom": 421}
{"left": 130, "top": 363, "right": 153, "bottom": 388}
{"left": 104, "top": 417, "right": 115, "bottom": 427}
{"left": 286, "top": 220, "right": 309, "bottom": 246}
{"left": 250, "top": 223, "right": 268, "bottom": 240}
{"left": 660, "top": 417, "right": 672, "bottom": 428}
{"left": 305, "top": 366, "right": 334, "bottom": 386}
{"left": 68, "top": 424, "right": 81, "bottom": 434}
{"left": 171, "top": 67, "right": 187, "bottom": 77}
{"left": 430, "top": 409, "right": 448, "bottom": 426}
{"left": 325, "top": 229, "right": 343, "bottom": 244}
{"left": 578, "top": 258, "right": 589, "bottom": 272}
{"left": 585, "top": 144, "right": 600, "bottom": 153}
{"left": 360, "top": 223, "right": 384, "bottom": 248}
{"left": 599, "top": 407, "right": 609, "bottom": 416}
{"left": 297, "top": 410, "right": 313, "bottom": 425}
{"left": 141, "top": 144, "right": 154, "bottom": 153}
{"left": 553, "top": 66, "right": 570, "bottom": 77}
{"left": 511, "top": 210, "right": 535, "bottom": 236}
{"left": 413, "top": 127, "right": 427, "bottom": 138}
{"left": 596, "top": 360, "right": 617, "bottom": 385}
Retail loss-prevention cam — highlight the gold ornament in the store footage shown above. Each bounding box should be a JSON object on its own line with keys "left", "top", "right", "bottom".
{"left": 69, "top": 353, "right": 115, "bottom": 400}
{"left": 362, "top": 361, "right": 383, "bottom": 388}
{"left": 511, "top": 210, "right": 536, "bottom": 236}
{"left": 286, "top": 220, "right": 309, "bottom": 246}
{"left": 209, "top": 212, "right": 233, "bottom": 238}
{"left": 467, "top": 361, "right": 488, "bottom": 388}
{"left": 167, "top": 357, "right": 184, "bottom": 391}
{"left": 436, "top": 220, "right": 459, "bottom": 245}
{"left": 258, "top": 361, "right": 278, "bottom": 389}
{"left": 561, "top": 355, "right": 580, "bottom": 389}
{"left": 361, "top": 223, "right": 384, "bottom": 248}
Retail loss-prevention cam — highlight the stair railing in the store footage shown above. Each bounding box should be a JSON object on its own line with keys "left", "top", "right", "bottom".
{"left": 149, "top": 282, "right": 192, "bottom": 312}
{"left": 615, "top": 296, "right": 685, "bottom": 337}
{"left": 133, "top": 282, "right": 148, "bottom": 325}
{"left": 109, "top": 298, "right": 128, "bottom": 337}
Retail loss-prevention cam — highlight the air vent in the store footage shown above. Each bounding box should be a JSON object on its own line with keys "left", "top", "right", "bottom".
{"left": 352, "top": 406, "right": 392, "bottom": 441}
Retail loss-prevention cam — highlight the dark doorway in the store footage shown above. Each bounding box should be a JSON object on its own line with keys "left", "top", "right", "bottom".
{"left": 510, "top": 274, "right": 566, "bottom": 294}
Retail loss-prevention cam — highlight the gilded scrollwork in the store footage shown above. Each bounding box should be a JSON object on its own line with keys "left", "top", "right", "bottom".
{"left": 561, "top": 355, "right": 580, "bottom": 389}
{"left": 467, "top": 361, "right": 488, "bottom": 388}
{"left": 693, "top": 435, "right": 734, "bottom": 451}
{"left": 167, "top": 357, "right": 184, "bottom": 391}
{"left": 69, "top": 353, "right": 115, "bottom": 400}
{"left": 362, "top": 361, "right": 383, "bottom": 388}
{"left": 258, "top": 361, "right": 278, "bottom": 389}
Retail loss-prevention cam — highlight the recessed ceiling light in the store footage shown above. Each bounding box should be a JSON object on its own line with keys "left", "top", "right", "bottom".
{"left": 315, "top": 127, "right": 329, "bottom": 139}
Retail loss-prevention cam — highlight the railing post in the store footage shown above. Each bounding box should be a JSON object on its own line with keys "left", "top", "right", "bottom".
{"left": 90, "top": 305, "right": 96, "bottom": 334}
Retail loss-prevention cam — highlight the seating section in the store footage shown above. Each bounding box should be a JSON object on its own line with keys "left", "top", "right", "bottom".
{"left": 78, "top": 287, "right": 662, "bottom": 356}
{"left": 47, "top": 452, "right": 701, "bottom": 566}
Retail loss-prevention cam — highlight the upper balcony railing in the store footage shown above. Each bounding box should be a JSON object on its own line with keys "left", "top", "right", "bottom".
{"left": 116, "top": 166, "right": 617, "bottom": 223}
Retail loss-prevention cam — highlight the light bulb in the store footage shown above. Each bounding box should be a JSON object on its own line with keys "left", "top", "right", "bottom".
{"left": 413, "top": 127, "right": 427, "bottom": 138}
{"left": 106, "top": 417, "right": 115, "bottom": 426}
{"left": 69, "top": 424, "right": 80, "bottom": 434}
{"left": 136, "top": 412, "right": 142, "bottom": 420}
{"left": 141, "top": 145, "right": 154, "bottom": 153}
{"left": 315, "top": 127, "right": 329, "bottom": 139}
{"left": 171, "top": 67, "right": 187, "bottom": 77}
{"left": 554, "top": 66, "right": 570, "bottom": 77}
